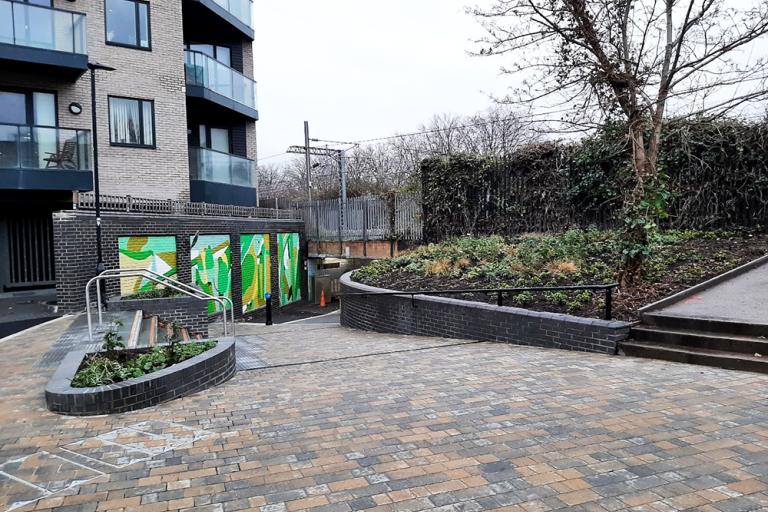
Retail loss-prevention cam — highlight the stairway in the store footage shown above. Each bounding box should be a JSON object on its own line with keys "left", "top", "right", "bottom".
{"left": 620, "top": 312, "right": 768, "bottom": 374}
{"left": 102, "top": 310, "right": 201, "bottom": 350}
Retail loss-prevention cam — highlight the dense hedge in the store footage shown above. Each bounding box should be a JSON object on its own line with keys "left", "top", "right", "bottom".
{"left": 421, "top": 119, "right": 768, "bottom": 241}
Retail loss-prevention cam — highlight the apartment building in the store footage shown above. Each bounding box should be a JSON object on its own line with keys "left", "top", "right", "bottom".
{"left": 0, "top": 0, "right": 259, "bottom": 292}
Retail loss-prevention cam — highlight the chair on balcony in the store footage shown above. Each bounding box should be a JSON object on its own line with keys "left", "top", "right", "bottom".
{"left": 43, "top": 140, "right": 77, "bottom": 169}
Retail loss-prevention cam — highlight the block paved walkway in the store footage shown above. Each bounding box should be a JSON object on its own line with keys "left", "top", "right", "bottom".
{"left": 3, "top": 316, "right": 768, "bottom": 511}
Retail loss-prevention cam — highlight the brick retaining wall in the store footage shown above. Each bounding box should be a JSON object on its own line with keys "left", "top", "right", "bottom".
{"left": 340, "top": 273, "right": 630, "bottom": 354}
{"left": 45, "top": 339, "right": 236, "bottom": 416}
{"left": 54, "top": 210, "right": 306, "bottom": 315}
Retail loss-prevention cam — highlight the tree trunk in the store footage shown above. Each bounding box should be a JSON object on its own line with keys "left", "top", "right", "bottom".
{"left": 619, "top": 119, "right": 658, "bottom": 287}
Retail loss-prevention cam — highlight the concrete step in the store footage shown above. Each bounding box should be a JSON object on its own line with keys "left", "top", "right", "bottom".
{"left": 620, "top": 341, "right": 768, "bottom": 374}
{"left": 641, "top": 312, "right": 768, "bottom": 337}
{"left": 631, "top": 326, "right": 768, "bottom": 355}
{"left": 125, "top": 310, "right": 144, "bottom": 349}
{"left": 134, "top": 318, "right": 155, "bottom": 348}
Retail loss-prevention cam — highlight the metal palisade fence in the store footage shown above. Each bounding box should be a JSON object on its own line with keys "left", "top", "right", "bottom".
{"left": 76, "top": 192, "right": 301, "bottom": 220}
{"left": 302, "top": 194, "right": 422, "bottom": 242}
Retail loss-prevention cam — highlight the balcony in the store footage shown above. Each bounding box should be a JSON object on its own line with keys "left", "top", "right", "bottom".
{"left": 0, "top": 123, "right": 93, "bottom": 191}
{"left": 184, "top": 50, "right": 259, "bottom": 120}
{"left": 188, "top": 146, "right": 257, "bottom": 207}
{"left": 184, "top": 0, "right": 253, "bottom": 40}
{"left": 0, "top": 0, "right": 88, "bottom": 76}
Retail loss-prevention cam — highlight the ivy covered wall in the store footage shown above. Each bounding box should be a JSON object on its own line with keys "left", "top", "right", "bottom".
{"left": 422, "top": 119, "right": 768, "bottom": 241}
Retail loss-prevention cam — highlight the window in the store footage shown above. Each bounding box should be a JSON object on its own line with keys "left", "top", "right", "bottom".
{"left": 186, "top": 43, "right": 231, "bottom": 67}
{"left": 109, "top": 96, "right": 154, "bottom": 147}
{"left": 0, "top": 89, "right": 56, "bottom": 126}
{"left": 105, "top": 0, "right": 150, "bottom": 50}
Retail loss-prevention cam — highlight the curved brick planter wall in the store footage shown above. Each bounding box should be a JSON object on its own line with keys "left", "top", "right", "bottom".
{"left": 108, "top": 296, "right": 209, "bottom": 337}
{"left": 340, "top": 272, "right": 630, "bottom": 354}
{"left": 45, "top": 339, "right": 236, "bottom": 416}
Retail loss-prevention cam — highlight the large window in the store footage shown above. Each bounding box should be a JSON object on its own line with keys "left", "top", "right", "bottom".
{"left": 108, "top": 96, "right": 154, "bottom": 148}
{"left": 105, "top": 0, "right": 150, "bottom": 50}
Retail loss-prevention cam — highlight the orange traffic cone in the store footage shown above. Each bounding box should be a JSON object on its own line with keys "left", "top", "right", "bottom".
{"left": 320, "top": 289, "right": 327, "bottom": 308}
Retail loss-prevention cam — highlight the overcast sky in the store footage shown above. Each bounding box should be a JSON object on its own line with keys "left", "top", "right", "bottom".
{"left": 253, "top": 0, "right": 506, "bottom": 165}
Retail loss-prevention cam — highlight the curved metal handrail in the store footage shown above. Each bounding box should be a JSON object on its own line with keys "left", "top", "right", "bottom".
{"left": 85, "top": 270, "right": 232, "bottom": 342}
{"left": 97, "top": 268, "right": 235, "bottom": 335}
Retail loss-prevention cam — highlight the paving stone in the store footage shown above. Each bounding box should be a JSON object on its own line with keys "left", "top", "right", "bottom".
{"left": 5, "top": 318, "right": 768, "bottom": 512}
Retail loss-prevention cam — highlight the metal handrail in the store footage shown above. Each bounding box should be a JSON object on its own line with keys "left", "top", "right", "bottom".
{"left": 97, "top": 268, "right": 235, "bottom": 334}
{"left": 340, "top": 283, "right": 620, "bottom": 320}
{"left": 96, "top": 268, "right": 235, "bottom": 335}
{"left": 85, "top": 270, "right": 233, "bottom": 341}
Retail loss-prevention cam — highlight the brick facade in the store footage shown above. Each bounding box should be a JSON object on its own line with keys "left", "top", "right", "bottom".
{"left": 53, "top": 210, "right": 306, "bottom": 316}
{"left": 3, "top": 0, "right": 258, "bottom": 201}
{"left": 340, "top": 273, "right": 631, "bottom": 354}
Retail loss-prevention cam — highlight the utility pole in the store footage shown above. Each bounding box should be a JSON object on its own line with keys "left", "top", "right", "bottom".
{"left": 287, "top": 144, "right": 348, "bottom": 223}
{"left": 337, "top": 150, "right": 348, "bottom": 229}
{"left": 303, "top": 122, "right": 312, "bottom": 206}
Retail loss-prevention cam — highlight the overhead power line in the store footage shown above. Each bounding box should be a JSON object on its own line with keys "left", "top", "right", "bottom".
{"left": 308, "top": 106, "right": 580, "bottom": 147}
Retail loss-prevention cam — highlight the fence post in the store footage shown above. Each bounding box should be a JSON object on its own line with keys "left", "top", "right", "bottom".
{"left": 605, "top": 287, "right": 613, "bottom": 320}
{"left": 337, "top": 197, "right": 343, "bottom": 256}
{"left": 388, "top": 194, "right": 396, "bottom": 257}
{"left": 362, "top": 197, "right": 368, "bottom": 258}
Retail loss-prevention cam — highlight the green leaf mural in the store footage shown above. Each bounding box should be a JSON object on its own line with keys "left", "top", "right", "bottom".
{"left": 190, "top": 234, "right": 232, "bottom": 314}
{"left": 241, "top": 234, "right": 271, "bottom": 314}
{"left": 118, "top": 236, "right": 177, "bottom": 296}
{"left": 278, "top": 233, "right": 301, "bottom": 305}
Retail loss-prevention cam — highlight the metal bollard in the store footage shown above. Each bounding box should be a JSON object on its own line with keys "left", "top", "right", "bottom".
{"left": 265, "top": 293, "right": 273, "bottom": 326}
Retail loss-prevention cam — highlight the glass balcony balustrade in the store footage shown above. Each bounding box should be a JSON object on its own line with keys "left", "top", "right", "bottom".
{"left": 0, "top": 0, "right": 87, "bottom": 55}
{"left": 189, "top": 146, "right": 255, "bottom": 188}
{"left": 0, "top": 123, "right": 92, "bottom": 171}
{"left": 211, "top": 0, "right": 252, "bottom": 28}
{"left": 184, "top": 49, "right": 257, "bottom": 112}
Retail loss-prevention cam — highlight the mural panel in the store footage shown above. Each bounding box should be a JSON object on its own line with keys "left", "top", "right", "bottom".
{"left": 278, "top": 233, "right": 301, "bottom": 305}
{"left": 241, "top": 234, "right": 271, "bottom": 314}
{"left": 190, "top": 234, "right": 232, "bottom": 314}
{"left": 118, "top": 236, "right": 177, "bottom": 296}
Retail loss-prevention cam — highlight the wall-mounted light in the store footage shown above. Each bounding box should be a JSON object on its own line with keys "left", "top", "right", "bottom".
{"left": 69, "top": 102, "right": 83, "bottom": 115}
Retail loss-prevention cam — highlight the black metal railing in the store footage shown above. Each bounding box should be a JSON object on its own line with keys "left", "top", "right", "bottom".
{"left": 341, "top": 284, "right": 620, "bottom": 320}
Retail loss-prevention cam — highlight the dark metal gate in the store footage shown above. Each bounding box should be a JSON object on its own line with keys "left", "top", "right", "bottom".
{"left": 1, "top": 214, "right": 56, "bottom": 291}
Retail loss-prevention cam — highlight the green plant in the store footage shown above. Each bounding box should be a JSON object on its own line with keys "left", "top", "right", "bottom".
{"left": 102, "top": 320, "right": 124, "bottom": 356}
{"left": 122, "top": 287, "right": 183, "bottom": 300}
{"left": 71, "top": 356, "right": 127, "bottom": 387}
{"left": 71, "top": 341, "right": 218, "bottom": 388}
{"left": 124, "top": 347, "right": 168, "bottom": 378}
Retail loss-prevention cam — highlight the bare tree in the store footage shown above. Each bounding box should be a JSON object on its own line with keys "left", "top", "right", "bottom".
{"left": 470, "top": 0, "right": 768, "bottom": 282}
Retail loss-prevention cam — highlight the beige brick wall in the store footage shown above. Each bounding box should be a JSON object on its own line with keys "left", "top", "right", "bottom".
{"left": 4, "top": 0, "right": 259, "bottom": 200}
{"left": 241, "top": 41, "right": 258, "bottom": 163}
{"left": 53, "top": 0, "right": 190, "bottom": 200}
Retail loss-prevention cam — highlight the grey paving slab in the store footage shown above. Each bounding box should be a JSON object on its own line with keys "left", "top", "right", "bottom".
{"left": 658, "top": 261, "right": 768, "bottom": 324}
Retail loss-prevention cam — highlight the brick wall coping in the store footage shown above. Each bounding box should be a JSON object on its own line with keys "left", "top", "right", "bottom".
{"left": 45, "top": 338, "right": 236, "bottom": 416}
{"left": 340, "top": 272, "right": 631, "bottom": 354}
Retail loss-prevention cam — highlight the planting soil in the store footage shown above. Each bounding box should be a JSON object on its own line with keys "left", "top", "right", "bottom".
{"left": 353, "top": 230, "right": 768, "bottom": 322}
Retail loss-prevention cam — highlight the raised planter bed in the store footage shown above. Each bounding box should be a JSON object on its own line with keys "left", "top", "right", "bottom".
{"left": 45, "top": 338, "right": 236, "bottom": 415}
{"left": 108, "top": 295, "right": 209, "bottom": 337}
{"left": 340, "top": 272, "right": 630, "bottom": 354}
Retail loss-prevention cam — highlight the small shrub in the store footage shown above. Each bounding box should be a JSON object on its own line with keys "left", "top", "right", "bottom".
{"left": 71, "top": 341, "right": 218, "bottom": 388}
